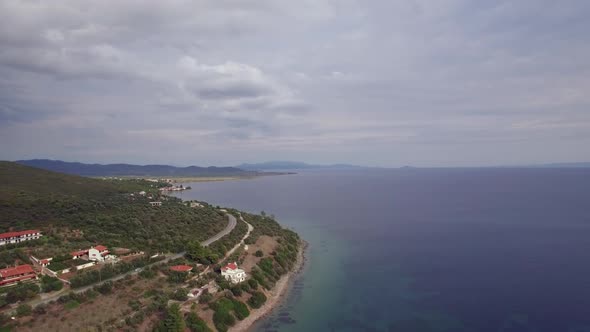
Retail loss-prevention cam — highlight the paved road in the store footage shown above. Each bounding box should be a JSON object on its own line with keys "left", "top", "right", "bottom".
{"left": 202, "top": 213, "right": 236, "bottom": 247}
{"left": 9, "top": 212, "right": 238, "bottom": 314}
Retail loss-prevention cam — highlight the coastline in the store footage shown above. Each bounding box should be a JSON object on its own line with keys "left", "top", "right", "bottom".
{"left": 230, "top": 240, "right": 308, "bottom": 332}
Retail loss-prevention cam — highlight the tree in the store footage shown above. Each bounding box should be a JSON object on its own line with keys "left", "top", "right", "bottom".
{"left": 186, "top": 241, "right": 217, "bottom": 265}
{"left": 255, "top": 250, "right": 263, "bottom": 257}
{"left": 172, "top": 288, "right": 188, "bottom": 301}
{"left": 162, "top": 303, "right": 185, "bottom": 332}
{"left": 186, "top": 312, "right": 212, "bottom": 332}
{"left": 247, "top": 291, "right": 267, "bottom": 309}
{"left": 41, "top": 275, "right": 63, "bottom": 292}
{"left": 232, "top": 300, "right": 250, "bottom": 320}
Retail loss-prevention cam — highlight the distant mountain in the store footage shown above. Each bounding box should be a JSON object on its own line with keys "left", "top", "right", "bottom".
{"left": 16, "top": 159, "right": 258, "bottom": 177}
{"left": 237, "top": 161, "right": 369, "bottom": 171}
{"left": 530, "top": 162, "right": 590, "bottom": 168}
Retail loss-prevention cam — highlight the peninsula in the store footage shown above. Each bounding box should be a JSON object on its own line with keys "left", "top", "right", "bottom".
{"left": 0, "top": 161, "right": 304, "bottom": 331}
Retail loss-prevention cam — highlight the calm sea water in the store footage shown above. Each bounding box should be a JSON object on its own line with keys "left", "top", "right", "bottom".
{"left": 173, "top": 168, "right": 590, "bottom": 332}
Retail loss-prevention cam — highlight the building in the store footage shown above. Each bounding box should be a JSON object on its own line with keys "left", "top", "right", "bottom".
{"left": 72, "top": 245, "right": 109, "bottom": 260}
{"left": 0, "top": 264, "right": 37, "bottom": 286}
{"left": 39, "top": 258, "right": 52, "bottom": 267}
{"left": 170, "top": 265, "right": 193, "bottom": 273}
{"left": 221, "top": 262, "right": 246, "bottom": 284}
{"left": 71, "top": 249, "right": 87, "bottom": 260}
{"left": 150, "top": 201, "right": 162, "bottom": 207}
{"left": 0, "top": 230, "right": 42, "bottom": 246}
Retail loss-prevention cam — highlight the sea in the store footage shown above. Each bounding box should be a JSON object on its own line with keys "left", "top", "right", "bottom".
{"left": 172, "top": 168, "right": 590, "bottom": 332}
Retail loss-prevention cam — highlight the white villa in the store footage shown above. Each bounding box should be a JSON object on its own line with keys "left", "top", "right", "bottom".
{"left": 221, "top": 262, "right": 246, "bottom": 284}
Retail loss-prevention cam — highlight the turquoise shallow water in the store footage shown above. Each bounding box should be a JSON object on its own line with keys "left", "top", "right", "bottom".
{"left": 173, "top": 168, "right": 590, "bottom": 332}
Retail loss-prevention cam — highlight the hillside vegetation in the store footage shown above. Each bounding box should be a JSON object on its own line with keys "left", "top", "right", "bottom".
{"left": 0, "top": 161, "right": 227, "bottom": 258}
{"left": 16, "top": 159, "right": 258, "bottom": 177}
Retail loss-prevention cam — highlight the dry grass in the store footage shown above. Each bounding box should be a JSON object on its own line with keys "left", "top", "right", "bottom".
{"left": 16, "top": 278, "right": 161, "bottom": 332}
{"left": 241, "top": 235, "right": 278, "bottom": 272}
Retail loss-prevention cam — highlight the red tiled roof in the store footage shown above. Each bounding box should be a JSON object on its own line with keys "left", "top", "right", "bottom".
{"left": 221, "top": 262, "right": 238, "bottom": 271}
{"left": 170, "top": 265, "right": 193, "bottom": 272}
{"left": 0, "top": 230, "right": 40, "bottom": 240}
{"left": 0, "top": 264, "right": 35, "bottom": 278}
{"left": 40, "top": 259, "right": 50, "bottom": 265}
{"left": 94, "top": 245, "right": 108, "bottom": 252}
{"left": 0, "top": 274, "right": 36, "bottom": 286}
{"left": 71, "top": 249, "right": 88, "bottom": 257}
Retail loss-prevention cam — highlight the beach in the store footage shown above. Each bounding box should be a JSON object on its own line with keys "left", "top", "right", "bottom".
{"left": 230, "top": 240, "right": 308, "bottom": 332}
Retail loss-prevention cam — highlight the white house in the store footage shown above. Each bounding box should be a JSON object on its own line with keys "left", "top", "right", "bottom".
{"left": 150, "top": 201, "right": 162, "bottom": 207}
{"left": 88, "top": 245, "right": 109, "bottom": 262}
{"left": 0, "top": 230, "right": 42, "bottom": 246}
{"left": 220, "top": 262, "right": 246, "bottom": 284}
{"left": 88, "top": 248, "right": 104, "bottom": 262}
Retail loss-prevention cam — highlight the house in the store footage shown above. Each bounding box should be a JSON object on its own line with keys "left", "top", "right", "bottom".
{"left": 220, "top": 262, "right": 246, "bottom": 284}
{"left": 150, "top": 201, "right": 162, "bottom": 207}
{"left": 170, "top": 265, "right": 193, "bottom": 273}
{"left": 71, "top": 245, "right": 109, "bottom": 260}
{"left": 88, "top": 248, "right": 103, "bottom": 261}
{"left": 0, "top": 230, "right": 42, "bottom": 246}
{"left": 0, "top": 264, "right": 37, "bottom": 286}
{"left": 139, "top": 191, "right": 146, "bottom": 196}
{"left": 39, "top": 258, "right": 52, "bottom": 267}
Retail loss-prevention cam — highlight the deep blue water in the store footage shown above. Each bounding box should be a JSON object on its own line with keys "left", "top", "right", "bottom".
{"left": 173, "top": 168, "right": 590, "bottom": 332}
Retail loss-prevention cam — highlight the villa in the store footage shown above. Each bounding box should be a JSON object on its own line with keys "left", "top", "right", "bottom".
{"left": 0, "top": 230, "right": 42, "bottom": 246}
{"left": 221, "top": 262, "right": 247, "bottom": 284}
{"left": 71, "top": 245, "right": 109, "bottom": 260}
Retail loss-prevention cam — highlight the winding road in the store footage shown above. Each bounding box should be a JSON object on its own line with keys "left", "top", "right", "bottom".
{"left": 9, "top": 212, "right": 238, "bottom": 315}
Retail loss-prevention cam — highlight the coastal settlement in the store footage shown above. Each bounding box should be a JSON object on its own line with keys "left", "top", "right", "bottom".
{"left": 0, "top": 162, "right": 303, "bottom": 332}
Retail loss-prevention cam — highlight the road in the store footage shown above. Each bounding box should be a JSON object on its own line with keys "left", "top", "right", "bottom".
{"left": 9, "top": 212, "right": 238, "bottom": 314}
{"left": 202, "top": 213, "right": 236, "bottom": 247}
{"left": 180, "top": 214, "right": 253, "bottom": 310}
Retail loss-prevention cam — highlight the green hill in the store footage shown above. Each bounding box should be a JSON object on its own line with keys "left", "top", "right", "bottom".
{"left": 0, "top": 161, "right": 227, "bottom": 260}
{"left": 0, "top": 161, "right": 146, "bottom": 199}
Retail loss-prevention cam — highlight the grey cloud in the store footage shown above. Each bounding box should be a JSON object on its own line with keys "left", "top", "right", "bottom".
{"left": 0, "top": 0, "right": 589, "bottom": 166}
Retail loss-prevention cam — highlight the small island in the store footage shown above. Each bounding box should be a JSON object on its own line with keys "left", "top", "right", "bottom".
{"left": 0, "top": 161, "right": 304, "bottom": 332}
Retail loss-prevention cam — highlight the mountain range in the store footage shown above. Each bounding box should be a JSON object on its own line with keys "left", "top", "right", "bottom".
{"left": 16, "top": 159, "right": 257, "bottom": 177}
{"left": 236, "top": 161, "right": 369, "bottom": 171}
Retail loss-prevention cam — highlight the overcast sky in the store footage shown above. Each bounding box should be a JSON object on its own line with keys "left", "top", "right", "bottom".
{"left": 1, "top": 1, "right": 589, "bottom": 167}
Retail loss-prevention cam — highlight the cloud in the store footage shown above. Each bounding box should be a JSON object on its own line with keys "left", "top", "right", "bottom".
{"left": 0, "top": 0, "right": 589, "bottom": 166}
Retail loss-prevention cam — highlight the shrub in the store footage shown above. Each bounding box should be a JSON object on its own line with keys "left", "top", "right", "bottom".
{"left": 247, "top": 291, "right": 267, "bottom": 309}
{"left": 199, "top": 293, "right": 213, "bottom": 304}
{"left": 255, "top": 250, "right": 263, "bottom": 257}
{"left": 16, "top": 304, "right": 32, "bottom": 317}
{"left": 64, "top": 300, "right": 80, "bottom": 310}
{"left": 247, "top": 279, "right": 258, "bottom": 290}
{"left": 230, "top": 286, "right": 242, "bottom": 297}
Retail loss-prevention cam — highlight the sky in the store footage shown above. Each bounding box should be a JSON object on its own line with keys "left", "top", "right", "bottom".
{"left": 1, "top": 0, "right": 589, "bottom": 167}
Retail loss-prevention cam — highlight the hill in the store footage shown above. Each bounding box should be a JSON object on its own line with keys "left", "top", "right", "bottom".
{"left": 0, "top": 161, "right": 227, "bottom": 256}
{"left": 0, "top": 161, "right": 147, "bottom": 199}
{"left": 16, "top": 159, "right": 257, "bottom": 177}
